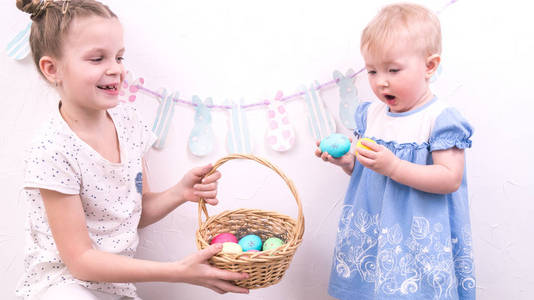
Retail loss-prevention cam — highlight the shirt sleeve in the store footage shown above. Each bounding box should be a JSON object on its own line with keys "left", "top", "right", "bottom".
{"left": 429, "top": 107, "right": 473, "bottom": 152}
{"left": 23, "top": 144, "right": 81, "bottom": 194}
{"left": 353, "top": 101, "right": 372, "bottom": 138}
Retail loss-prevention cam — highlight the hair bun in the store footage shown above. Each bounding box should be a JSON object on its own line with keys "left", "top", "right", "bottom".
{"left": 16, "top": 0, "right": 50, "bottom": 19}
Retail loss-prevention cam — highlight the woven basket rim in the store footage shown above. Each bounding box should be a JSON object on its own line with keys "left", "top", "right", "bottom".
{"left": 197, "top": 154, "right": 304, "bottom": 243}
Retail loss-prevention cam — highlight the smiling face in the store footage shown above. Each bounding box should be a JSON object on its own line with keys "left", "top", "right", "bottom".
{"left": 56, "top": 16, "right": 125, "bottom": 112}
{"left": 362, "top": 35, "right": 436, "bottom": 113}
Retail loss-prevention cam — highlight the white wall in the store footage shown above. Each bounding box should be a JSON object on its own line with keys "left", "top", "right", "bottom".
{"left": 1, "top": 0, "right": 533, "bottom": 299}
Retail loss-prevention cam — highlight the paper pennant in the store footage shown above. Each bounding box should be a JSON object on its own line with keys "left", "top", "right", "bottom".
{"left": 265, "top": 91, "right": 295, "bottom": 152}
{"left": 333, "top": 69, "right": 359, "bottom": 130}
{"left": 119, "top": 71, "right": 144, "bottom": 103}
{"left": 152, "top": 90, "right": 177, "bottom": 149}
{"left": 6, "top": 22, "right": 31, "bottom": 60}
{"left": 302, "top": 82, "right": 336, "bottom": 141}
{"left": 188, "top": 96, "right": 215, "bottom": 157}
{"left": 226, "top": 100, "right": 252, "bottom": 154}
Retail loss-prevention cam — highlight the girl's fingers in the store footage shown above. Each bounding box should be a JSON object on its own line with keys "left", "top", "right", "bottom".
{"left": 194, "top": 182, "right": 218, "bottom": 191}
{"left": 213, "top": 279, "right": 249, "bottom": 294}
{"left": 201, "top": 171, "right": 221, "bottom": 184}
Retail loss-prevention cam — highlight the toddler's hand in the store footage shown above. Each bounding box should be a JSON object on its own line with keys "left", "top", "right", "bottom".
{"left": 315, "top": 140, "right": 355, "bottom": 174}
{"left": 179, "top": 164, "right": 221, "bottom": 205}
{"left": 355, "top": 140, "right": 400, "bottom": 177}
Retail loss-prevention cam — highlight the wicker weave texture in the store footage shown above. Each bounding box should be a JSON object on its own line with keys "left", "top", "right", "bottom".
{"left": 195, "top": 154, "right": 304, "bottom": 289}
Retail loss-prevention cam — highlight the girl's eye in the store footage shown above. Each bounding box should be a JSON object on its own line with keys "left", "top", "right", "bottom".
{"left": 367, "top": 70, "right": 376, "bottom": 75}
{"left": 389, "top": 69, "right": 400, "bottom": 73}
{"left": 116, "top": 56, "right": 124, "bottom": 63}
{"left": 90, "top": 57, "right": 103, "bottom": 62}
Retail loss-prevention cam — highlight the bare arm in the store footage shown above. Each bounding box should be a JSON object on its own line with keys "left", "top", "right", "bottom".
{"left": 138, "top": 161, "right": 221, "bottom": 228}
{"left": 356, "top": 140, "right": 464, "bottom": 194}
{"left": 40, "top": 188, "right": 248, "bottom": 294}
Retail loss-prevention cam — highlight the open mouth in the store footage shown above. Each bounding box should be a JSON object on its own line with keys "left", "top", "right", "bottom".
{"left": 384, "top": 94, "right": 396, "bottom": 101}
{"left": 97, "top": 84, "right": 118, "bottom": 91}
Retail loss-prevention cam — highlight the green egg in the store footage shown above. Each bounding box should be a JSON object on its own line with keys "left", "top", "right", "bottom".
{"left": 262, "top": 237, "right": 284, "bottom": 251}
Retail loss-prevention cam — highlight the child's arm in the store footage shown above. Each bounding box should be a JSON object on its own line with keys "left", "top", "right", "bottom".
{"left": 138, "top": 163, "right": 220, "bottom": 228}
{"left": 314, "top": 140, "right": 356, "bottom": 175}
{"left": 356, "top": 140, "right": 464, "bottom": 194}
{"left": 40, "top": 188, "right": 249, "bottom": 294}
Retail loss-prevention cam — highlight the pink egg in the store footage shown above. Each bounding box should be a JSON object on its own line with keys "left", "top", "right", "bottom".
{"left": 210, "top": 233, "right": 238, "bottom": 245}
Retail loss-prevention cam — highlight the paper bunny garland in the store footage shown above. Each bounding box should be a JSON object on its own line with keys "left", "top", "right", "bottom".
{"left": 188, "top": 96, "right": 215, "bottom": 157}
{"left": 333, "top": 69, "right": 359, "bottom": 130}
{"left": 265, "top": 91, "right": 296, "bottom": 152}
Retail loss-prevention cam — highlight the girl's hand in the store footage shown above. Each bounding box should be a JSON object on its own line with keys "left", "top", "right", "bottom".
{"left": 173, "top": 244, "right": 249, "bottom": 294}
{"left": 315, "top": 140, "right": 355, "bottom": 175}
{"left": 355, "top": 139, "right": 400, "bottom": 177}
{"left": 179, "top": 164, "right": 221, "bottom": 206}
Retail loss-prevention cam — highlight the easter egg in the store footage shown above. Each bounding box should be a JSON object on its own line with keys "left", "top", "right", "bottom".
{"left": 221, "top": 242, "right": 243, "bottom": 253}
{"left": 319, "top": 133, "right": 351, "bottom": 158}
{"left": 262, "top": 237, "right": 284, "bottom": 251}
{"left": 238, "top": 234, "right": 262, "bottom": 252}
{"left": 210, "top": 232, "right": 238, "bottom": 245}
{"left": 355, "top": 138, "right": 376, "bottom": 155}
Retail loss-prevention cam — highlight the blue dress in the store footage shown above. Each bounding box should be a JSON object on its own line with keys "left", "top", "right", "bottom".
{"left": 328, "top": 98, "right": 476, "bottom": 300}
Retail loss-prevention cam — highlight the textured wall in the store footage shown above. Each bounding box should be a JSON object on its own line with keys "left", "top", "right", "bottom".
{"left": 1, "top": 0, "right": 534, "bottom": 299}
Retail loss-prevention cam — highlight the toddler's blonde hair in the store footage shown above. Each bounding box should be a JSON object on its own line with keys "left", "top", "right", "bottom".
{"left": 361, "top": 3, "right": 441, "bottom": 57}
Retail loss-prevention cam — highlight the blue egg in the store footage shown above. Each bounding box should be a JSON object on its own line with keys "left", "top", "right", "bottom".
{"left": 238, "top": 234, "right": 262, "bottom": 252}
{"left": 319, "top": 133, "right": 351, "bottom": 158}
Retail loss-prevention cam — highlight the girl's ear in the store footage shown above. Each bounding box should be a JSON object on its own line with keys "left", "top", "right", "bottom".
{"left": 425, "top": 54, "right": 441, "bottom": 80}
{"left": 39, "top": 56, "right": 61, "bottom": 85}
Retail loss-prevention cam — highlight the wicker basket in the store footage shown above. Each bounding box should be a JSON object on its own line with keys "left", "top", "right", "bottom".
{"left": 195, "top": 154, "right": 305, "bottom": 289}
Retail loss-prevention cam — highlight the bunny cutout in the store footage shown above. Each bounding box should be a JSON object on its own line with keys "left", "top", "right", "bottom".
{"left": 333, "top": 69, "right": 359, "bottom": 130}
{"left": 226, "top": 99, "right": 253, "bottom": 154}
{"left": 301, "top": 81, "right": 336, "bottom": 141}
{"left": 119, "top": 71, "right": 144, "bottom": 103}
{"left": 265, "top": 91, "right": 295, "bottom": 152}
{"left": 151, "top": 89, "right": 177, "bottom": 149}
{"left": 188, "top": 96, "right": 215, "bottom": 157}
{"left": 6, "top": 22, "right": 31, "bottom": 61}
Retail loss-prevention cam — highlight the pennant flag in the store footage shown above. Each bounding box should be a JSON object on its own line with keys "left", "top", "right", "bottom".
{"left": 334, "top": 69, "right": 359, "bottom": 130}
{"left": 265, "top": 91, "right": 295, "bottom": 152}
{"left": 188, "top": 96, "right": 215, "bottom": 157}
{"left": 302, "top": 82, "right": 336, "bottom": 141}
{"left": 6, "top": 22, "right": 31, "bottom": 60}
{"left": 119, "top": 71, "right": 144, "bottom": 103}
{"left": 226, "top": 99, "right": 252, "bottom": 154}
{"left": 152, "top": 90, "right": 177, "bottom": 149}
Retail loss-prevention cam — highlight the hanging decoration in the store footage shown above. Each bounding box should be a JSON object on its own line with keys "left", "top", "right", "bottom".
{"left": 333, "top": 69, "right": 359, "bottom": 130}
{"left": 301, "top": 82, "right": 336, "bottom": 141}
{"left": 265, "top": 91, "right": 296, "bottom": 152}
{"left": 6, "top": 22, "right": 31, "bottom": 60}
{"left": 119, "top": 71, "right": 144, "bottom": 103}
{"left": 151, "top": 89, "right": 178, "bottom": 149}
{"left": 226, "top": 99, "right": 253, "bottom": 154}
{"left": 188, "top": 96, "right": 215, "bottom": 157}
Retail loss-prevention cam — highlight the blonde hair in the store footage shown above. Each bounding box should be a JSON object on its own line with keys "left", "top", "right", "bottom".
{"left": 361, "top": 3, "right": 441, "bottom": 57}
{"left": 16, "top": 0, "right": 117, "bottom": 78}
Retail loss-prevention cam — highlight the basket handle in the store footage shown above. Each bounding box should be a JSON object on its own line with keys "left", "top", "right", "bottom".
{"left": 197, "top": 154, "right": 304, "bottom": 241}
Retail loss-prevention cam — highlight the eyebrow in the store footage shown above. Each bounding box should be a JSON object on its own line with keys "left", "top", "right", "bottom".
{"left": 86, "top": 47, "right": 125, "bottom": 54}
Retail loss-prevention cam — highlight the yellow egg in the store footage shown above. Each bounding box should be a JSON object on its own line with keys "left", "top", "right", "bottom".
{"left": 221, "top": 242, "right": 243, "bottom": 253}
{"left": 355, "top": 138, "right": 376, "bottom": 155}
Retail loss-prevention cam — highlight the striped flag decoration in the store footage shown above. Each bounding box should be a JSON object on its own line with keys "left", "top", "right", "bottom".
{"left": 6, "top": 23, "right": 31, "bottom": 60}
{"left": 226, "top": 100, "right": 252, "bottom": 154}
{"left": 151, "top": 90, "right": 178, "bottom": 149}
{"left": 301, "top": 82, "right": 336, "bottom": 141}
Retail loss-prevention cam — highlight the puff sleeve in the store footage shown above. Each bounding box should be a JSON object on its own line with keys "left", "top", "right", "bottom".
{"left": 429, "top": 107, "right": 473, "bottom": 151}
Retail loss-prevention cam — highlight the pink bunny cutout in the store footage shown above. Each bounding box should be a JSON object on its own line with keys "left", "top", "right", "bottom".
{"left": 265, "top": 91, "right": 295, "bottom": 152}
{"left": 119, "top": 71, "right": 144, "bottom": 103}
